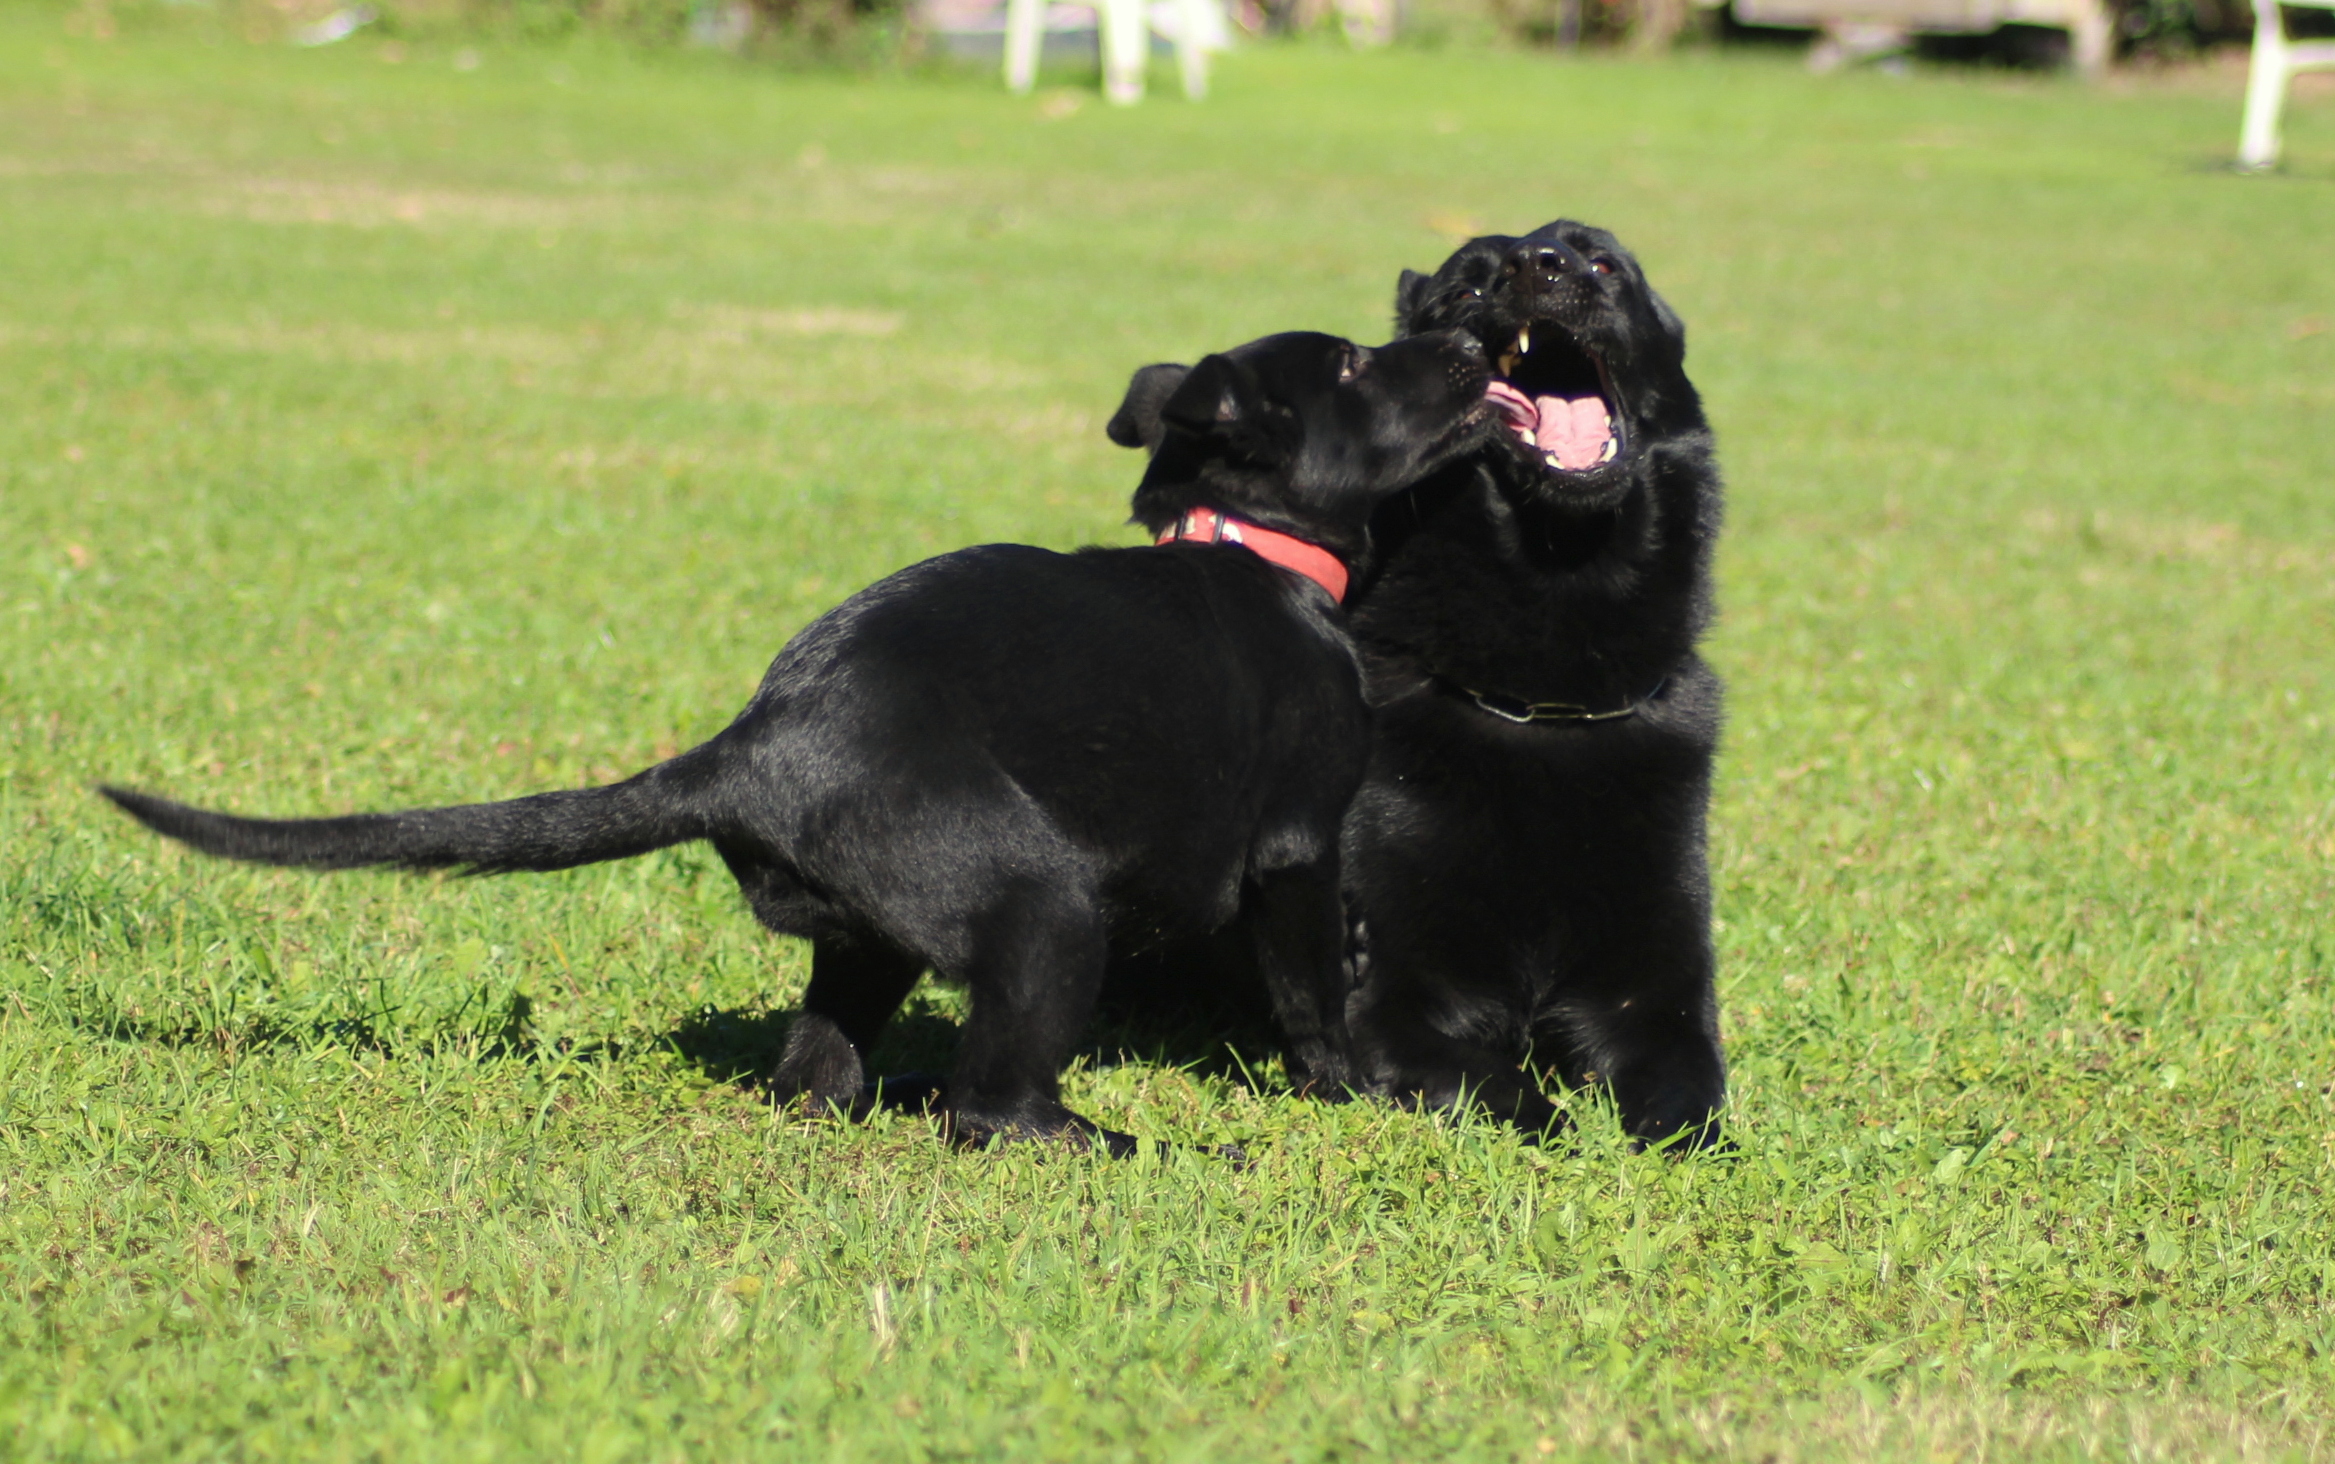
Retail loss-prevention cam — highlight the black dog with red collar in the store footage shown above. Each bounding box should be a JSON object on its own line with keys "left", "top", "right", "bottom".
{"left": 102, "top": 329, "right": 1493, "bottom": 1156}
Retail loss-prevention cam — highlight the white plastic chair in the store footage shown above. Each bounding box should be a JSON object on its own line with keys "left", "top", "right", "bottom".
{"left": 1003, "top": 0, "right": 1217, "bottom": 103}
{"left": 2240, "top": 0, "right": 2335, "bottom": 170}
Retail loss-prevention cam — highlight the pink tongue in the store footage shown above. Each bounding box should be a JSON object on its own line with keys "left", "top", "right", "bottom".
{"left": 1481, "top": 381, "right": 1613, "bottom": 471}
{"left": 1484, "top": 380, "right": 1537, "bottom": 435}
{"left": 1536, "top": 394, "right": 1612, "bottom": 471}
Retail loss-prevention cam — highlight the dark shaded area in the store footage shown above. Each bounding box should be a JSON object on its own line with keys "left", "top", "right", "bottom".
{"left": 1915, "top": 23, "right": 2073, "bottom": 67}
{"left": 661, "top": 928, "right": 1295, "bottom": 1114}
{"left": 60, "top": 985, "right": 546, "bottom": 1062}
{"left": 2293, "top": 2, "right": 2335, "bottom": 36}
{"left": 1712, "top": 4, "right": 1814, "bottom": 47}
{"left": 1717, "top": 18, "right": 2084, "bottom": 69}
{"left": 58, "top": 951, "right": 1286, "bottom": 1112}
{"left": 1091, "top": 928, "right": 1285, "bottom": 1087}
{"left": 662, "top": 992, "right": 964, "bottom": 1089}
{"left": 1717, "top": 0, "right": 2279, "bottom": 64}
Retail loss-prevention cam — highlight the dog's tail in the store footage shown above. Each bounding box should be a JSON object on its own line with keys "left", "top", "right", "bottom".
{"left": 98, "top": 741, "right": 730, "bottom": 876}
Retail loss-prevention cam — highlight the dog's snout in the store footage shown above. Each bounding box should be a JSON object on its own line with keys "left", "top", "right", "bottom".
{"left": 1383, "top": 328, "right": 1484, "bottom": 375}
{"left": 1437, "top": 328, "right": 1486, "bottom": 363}
{"left": 1502, "top": 239, "right": 1585, "bottom": 287}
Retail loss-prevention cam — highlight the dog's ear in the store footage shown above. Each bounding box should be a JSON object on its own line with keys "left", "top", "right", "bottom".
{"left": 1158, "top": 353, "right": 1295, "bottom": 464}
{"left": 1393, "top": 268, "right": 1433, "bottom": 332}
{"left": 1647, "top": 287, "right": 1688, "bottom": 356}
{"left": 1107, "top": 363, "right": 1191, "bottom": 451}
{"left": 1160, "top": 355, "right": 1244, "bottom": 435}
{"left": 1158, "top": 353, "right": 1296, "bottom": 466}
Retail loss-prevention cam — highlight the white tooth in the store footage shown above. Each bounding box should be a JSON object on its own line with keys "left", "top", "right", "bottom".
{"left": 1516, "top": 325, "right": 1531, "bottom": 355}
{"left": 1599, "top": 437, "right": 1618, "bottom": 464}
{"left": 1544, "top": 452, "right": 1561, "bottom": 470}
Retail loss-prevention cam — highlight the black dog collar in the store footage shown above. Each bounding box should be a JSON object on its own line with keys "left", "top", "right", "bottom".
{"left": 1447, "top": 676, "right": 1667, "bottom": 725}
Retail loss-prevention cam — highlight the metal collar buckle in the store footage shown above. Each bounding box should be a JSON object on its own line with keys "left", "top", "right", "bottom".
{"left": 1457, "top": 677, "right": 1666, "bottom": 725}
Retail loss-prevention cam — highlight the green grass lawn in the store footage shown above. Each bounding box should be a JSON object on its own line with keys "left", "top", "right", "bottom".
{"left": 4, "top": 9, "right": 2333, "bottom": 1459}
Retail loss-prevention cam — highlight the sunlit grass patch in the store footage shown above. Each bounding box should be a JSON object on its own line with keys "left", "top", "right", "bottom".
{"left": 2, "top": 14, "right": 2331, "bottom": 1460}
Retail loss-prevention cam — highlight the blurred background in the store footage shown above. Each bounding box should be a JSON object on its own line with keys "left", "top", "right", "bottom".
{"left": 51, "top": 0, "right": 2328, "bottom": 72}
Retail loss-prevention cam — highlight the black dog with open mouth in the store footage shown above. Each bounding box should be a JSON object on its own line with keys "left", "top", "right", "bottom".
{"left": 1337, "top": 219, "right": 1729, "bottom": 1150}
{"left": 102, "top": 329, "right": 1495, "bottom": 1156}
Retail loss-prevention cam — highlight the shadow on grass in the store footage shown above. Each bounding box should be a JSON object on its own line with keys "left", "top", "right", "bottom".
{"left": 60, "top": 945, "right": 1296, "bottom": 1108}
{"left": 2185, "top": 155, "right": 2335, "bottom": 182}
{"left": 1090, "top": 933, "right": 1289, "bottom": 1090}
{"left": 661, "top": 995, "right": 964, "bottom": 1088}
{"left": 662, "top": 928, "right": 1295, "bottom": 1104}
{"left": 58, "top": 986, "right": 556, "bottom": 1062}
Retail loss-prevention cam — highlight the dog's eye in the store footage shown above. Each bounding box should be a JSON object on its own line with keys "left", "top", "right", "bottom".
{"left": 1589, "top": 258, "right": 1616, "bottom": 277}
{"left": 1338, "top": 348, "right": 1366, "bottom": 383}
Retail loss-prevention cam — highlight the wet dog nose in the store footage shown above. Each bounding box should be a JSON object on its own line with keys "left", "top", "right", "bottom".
{"left": 1501, "top": 240, "right": 1584, "bottom": 283}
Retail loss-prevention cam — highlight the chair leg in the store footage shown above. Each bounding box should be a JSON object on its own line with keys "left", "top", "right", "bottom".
{"left": 1175, "top": 0, "right": 1211, "bottom": 100}
{"left": 1004, "top": 0, "right": 1043, "bottom": 95}
{"left": 1102, "top": 0, "right": 1148, "bottom": 105}
{"left": 2240, "top": 0, "right": 2290, "bottom": 170}
{"left": 2068, "top": 0, "right": 2113, "bottom": 77}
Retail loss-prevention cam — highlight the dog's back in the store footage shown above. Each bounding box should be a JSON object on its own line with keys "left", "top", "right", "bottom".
{"left": 718, "top": 540, "right": 1369, "bottom": 947}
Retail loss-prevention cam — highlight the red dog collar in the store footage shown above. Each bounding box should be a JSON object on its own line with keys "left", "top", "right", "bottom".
{"left": 1154, "top": 506, "right": 1350, "bottom": 605}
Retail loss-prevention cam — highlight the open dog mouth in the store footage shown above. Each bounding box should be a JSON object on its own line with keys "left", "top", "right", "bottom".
{"left": 1481, "top": 320, "right": 1620, "bottom": 473}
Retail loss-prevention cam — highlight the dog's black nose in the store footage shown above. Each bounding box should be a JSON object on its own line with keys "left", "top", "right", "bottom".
{"left": 1501, "top": 240, "right": 1584, "bottom": 283}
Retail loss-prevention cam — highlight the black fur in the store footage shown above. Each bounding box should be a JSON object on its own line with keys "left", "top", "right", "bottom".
{"left": 102, "top": 329, "right": 1493, "bottom": 1154}
{"left": 1339, "top": 220, "right": 1729, "bottom": 1149}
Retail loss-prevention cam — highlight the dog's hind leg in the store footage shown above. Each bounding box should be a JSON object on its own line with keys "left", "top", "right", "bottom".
{"left": 716, "top": 845, "right": 928, "bottom": 1115}
{"left": 770, "top": 933, "right": 926, "bottom": 1113}
{"left": 939, "top": 878, "right": 1133, "bottom": 1156}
